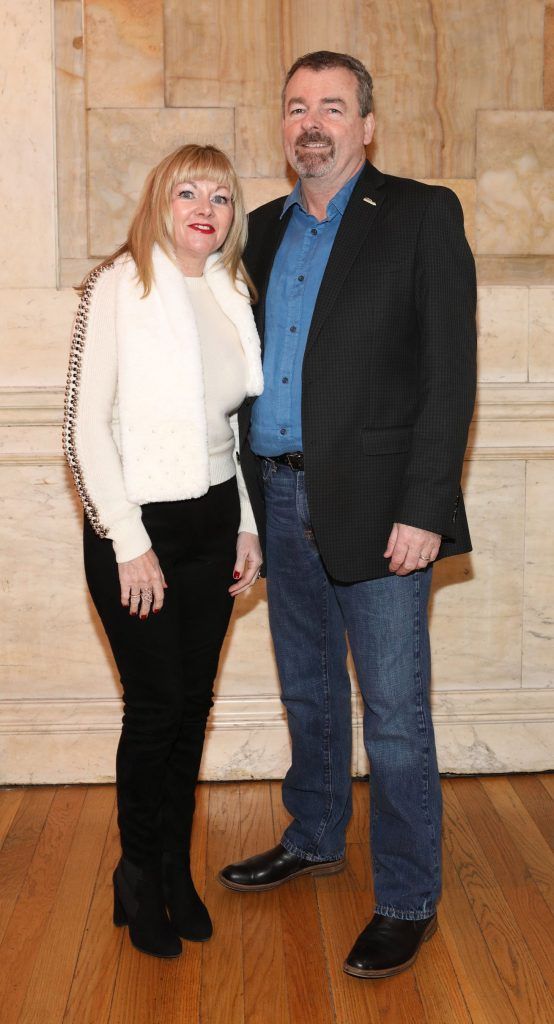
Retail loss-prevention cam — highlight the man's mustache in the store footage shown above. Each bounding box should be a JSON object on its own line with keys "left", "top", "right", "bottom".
{"left": 295, "top": 132, "right": 333, "bottom": 148}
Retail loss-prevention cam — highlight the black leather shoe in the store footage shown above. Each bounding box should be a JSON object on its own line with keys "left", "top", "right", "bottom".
{"left": 218, "top": 843, "right": 345, "bottom": 892}
{"left": 343, "top": 913, "right": 437, "bottom": 979}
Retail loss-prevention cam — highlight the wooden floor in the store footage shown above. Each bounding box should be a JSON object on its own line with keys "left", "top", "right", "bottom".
{"left": 0, "top": 777, "right": 552, "bottom": 1024}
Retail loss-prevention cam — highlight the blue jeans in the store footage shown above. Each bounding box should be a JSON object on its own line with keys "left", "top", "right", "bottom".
{"left": 263, "top": 460, "right": 442, "bottom": 920}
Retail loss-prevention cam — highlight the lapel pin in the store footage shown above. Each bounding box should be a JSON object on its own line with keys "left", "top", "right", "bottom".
{"left": 363, "top": 197, "right": 377, "bottom": 206}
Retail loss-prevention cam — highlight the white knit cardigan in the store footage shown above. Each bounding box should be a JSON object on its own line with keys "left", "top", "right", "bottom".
{"left": 63, "top": 245, "right": 263, "bottom": 562}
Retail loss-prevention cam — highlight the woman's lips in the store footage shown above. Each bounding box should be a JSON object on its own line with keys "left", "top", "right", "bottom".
{"left": 189, "top": 223, "right": 215, "bottom": 234}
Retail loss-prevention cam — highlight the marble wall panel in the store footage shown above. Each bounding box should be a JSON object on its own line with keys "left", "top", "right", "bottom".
{"left": 0, "top": 464, "right": 119, "bottom": 701}
{"left": 235, "top": 106, "right": 288, "bottom": 178}
{"left": 545, "top": 2, "right": 554, "bottom": 108}
{"left": 241, "top": 178, "right": 292, "bottom": 213}
{"left": 0, "top": 0, "right": 57, "bottom": 288}
{"left": 87, "top": 108, "right": 235, "bottom": 255}
{"left": 476, "top": 111, "right": 554, "bottom": 256}
{"left": 165, "top": 0, "right": 283, "bottom": 108}
{"left": 429, "top": 459, "right": 526, "bottom": 690}
{"left": 55, "top": 0, "right": 87, "bottom": 260}
{"left": 529, "top": 287, "right": 554, "bottom": 382}
{"left": 476, "top": 257, "right": 554, "bottom": 287}
{"left": 85, "top": 0, "right": 164, "bottom": 108}
{"left": 0, "top": 289, "right": 78, "bottom": 388}
{"left": 431, "top": 0, "right": 543, "bottom": 177}
{"left": 523, "top": 461, "right": 554, "bottom": 688}
{"left": 476, "top": 287, "right": 528, "bottom": 383}
{"left": 216, "top": 587, "right": 279, "bottom": 699}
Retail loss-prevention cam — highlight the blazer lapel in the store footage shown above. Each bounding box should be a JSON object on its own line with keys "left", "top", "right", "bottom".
{"left": 305, "top": 162, "right": 386, "bottom": 356}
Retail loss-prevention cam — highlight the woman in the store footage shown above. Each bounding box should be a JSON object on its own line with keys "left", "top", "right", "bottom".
{"left": 63, "top": 144, "right": 263, "bottom": 958}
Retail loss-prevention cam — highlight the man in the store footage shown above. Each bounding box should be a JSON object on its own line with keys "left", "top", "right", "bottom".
{"left": 219, "top": 51, "right": 476, "bottom": 979}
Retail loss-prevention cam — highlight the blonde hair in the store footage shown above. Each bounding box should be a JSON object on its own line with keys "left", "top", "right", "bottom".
{"left": 84, "top": 144, "right": 256, "bottom": 301}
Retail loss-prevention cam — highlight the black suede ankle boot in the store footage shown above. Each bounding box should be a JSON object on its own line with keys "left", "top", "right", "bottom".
{"left": 162, "top": 851, "right": 213, "bottom": 942}
{"left": 113, "top": 857, "right": 182, "bottom": 958}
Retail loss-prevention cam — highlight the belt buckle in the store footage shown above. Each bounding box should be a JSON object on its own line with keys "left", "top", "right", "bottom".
{"left": 286, "top": 452, "right": 304, "bottom": 471}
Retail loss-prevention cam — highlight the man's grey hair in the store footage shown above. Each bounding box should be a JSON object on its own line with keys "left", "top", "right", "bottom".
{"left": 282, "top": 51, "right": 374, "bottom": 117}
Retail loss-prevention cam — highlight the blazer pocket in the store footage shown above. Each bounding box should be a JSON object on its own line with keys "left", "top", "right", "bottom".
{"left": 361, "top": 426, "right": 413, "bottom": 456}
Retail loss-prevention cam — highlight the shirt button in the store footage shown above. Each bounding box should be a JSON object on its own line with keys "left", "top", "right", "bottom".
{"left": 311, "top": 228, "right": 318, "bottom": 236}
{"left": 282, "top": 376, "right": 289, "bottom": 384}
{"left": 289, "top": 325, "right": 297, "bottom": 333}
{"left": 280, "top": 427, "right": 287, "bottom": 435}
{"left": 298, "top": 275, "right": 305, "bottom": 282}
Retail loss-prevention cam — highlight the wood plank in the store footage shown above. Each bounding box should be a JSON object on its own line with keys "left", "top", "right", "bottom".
{"left": 108, "top": 784, "right": 210, "bottom": 1024}
{"left": 277, "top": 875, "right": 336, "bottom": 1024}
{"left": 480, "top": 776, "right": 554, "bottom": 913}
{"left": 443, "top": 781, "right": 552, "bottom": 1023}
{"left": 240, "top": 783, "right": 289, "bottom": 1024}
{"left": 17, "top": 786, "right": 114, "bottom": 1024}
{"left": 439, "top": 841, "right": 518, "bottom": 1024}
{"left": 63, "top": 794, "right": 122, "bottom": 1024}
{"left": 349, "top": 779, "right": 370, "bottom": 846}
{"left": 0, "top": 786, "right": 86, "bottom": 1024}
{"left": 509, "top": 775, "right": 554, "bottom": 850}
{"left": 0, "top": 788, "right": 24, "bottom": 848}
{"left": 201, "top": 783, "right": 245, "bottom": 1024}
{"left": 0, "top": 787, "right": 55, "bottom": 945}
{"left": 315, "top": 844, "right": 380, "bottom": 1024}
{"left": 413, "top": 925, "right": 473, "bottom": 1024}
{"left": 269, "top": 777, "right": 335, "bottom": 1024}
{"left": 454, "top": 777, "right": 554, "bottom": 991}
{"left": 538, "top": 773, "right": 554, "bottom": 801}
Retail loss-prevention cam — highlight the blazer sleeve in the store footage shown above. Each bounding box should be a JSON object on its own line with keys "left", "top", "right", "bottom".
{"left": 394, "top": 187, "right": 477, "bottom": 539}
{"left": 63, "top": 266, "right": 152, "bottom": 563}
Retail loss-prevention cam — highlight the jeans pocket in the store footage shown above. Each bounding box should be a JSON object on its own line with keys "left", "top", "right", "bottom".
{"left": 261, "top": 457, "right": 276, "bottom": 483}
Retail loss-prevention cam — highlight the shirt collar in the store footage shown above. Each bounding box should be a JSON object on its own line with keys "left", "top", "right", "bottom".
{"left": 281, "top": 163, "right": 365, "bottom": 220}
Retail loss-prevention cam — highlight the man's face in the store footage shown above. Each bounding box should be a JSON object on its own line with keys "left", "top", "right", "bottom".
{"left": 282, "top": 66, "right": 375, "bottom": 182}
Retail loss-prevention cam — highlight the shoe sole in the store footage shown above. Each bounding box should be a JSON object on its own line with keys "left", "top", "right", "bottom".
{"left": 342, "top": 916, "right": 438, "bottom": 979}
{"left": 218, "top": 858, "right": 345, "bottom": 893}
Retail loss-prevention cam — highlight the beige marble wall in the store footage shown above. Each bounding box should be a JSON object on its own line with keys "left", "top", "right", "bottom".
{"left": 0, "top": 0, "right": 57, "bottom": 288}
{"left": 1, "top": 0, "right": 553, "bottom": 783}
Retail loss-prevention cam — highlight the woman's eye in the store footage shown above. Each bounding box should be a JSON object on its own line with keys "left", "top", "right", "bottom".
{"left": 177, "top": 189, "right": 194, "bottom": 199}
{"left": 212, "top": 194, "right": 230, "bottom": 205}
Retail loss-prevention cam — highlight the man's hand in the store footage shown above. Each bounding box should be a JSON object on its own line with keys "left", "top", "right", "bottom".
{"left": 229, "top": 532, "right": 263, "bottom": 596}
{"left": 384, "top": 523, "right": 441, "bottom": 576}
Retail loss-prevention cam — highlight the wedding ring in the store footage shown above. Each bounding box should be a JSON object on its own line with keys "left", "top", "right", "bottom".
{"left": 141, "top": 587, "right": 153, "bottom": 600}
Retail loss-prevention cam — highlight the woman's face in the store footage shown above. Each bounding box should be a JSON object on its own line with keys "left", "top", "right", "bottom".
{"left": 171, "top": 178, "right": 234, "bottom": 275}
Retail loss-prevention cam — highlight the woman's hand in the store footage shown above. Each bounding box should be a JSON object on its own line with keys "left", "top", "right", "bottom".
{"left": 229, "top": 532, "right": 263, "bottom": 596}
{"left": 118, "top": 548, "right": 167, "bottom": 618}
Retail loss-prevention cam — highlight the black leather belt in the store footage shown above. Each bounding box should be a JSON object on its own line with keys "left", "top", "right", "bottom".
{"left": 266, "top": 451, "right": 304, "bottom": 471}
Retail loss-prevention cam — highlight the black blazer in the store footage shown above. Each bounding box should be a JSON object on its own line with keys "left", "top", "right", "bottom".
{"left": 239, "top": 161, "right": 477, "bottom": 583}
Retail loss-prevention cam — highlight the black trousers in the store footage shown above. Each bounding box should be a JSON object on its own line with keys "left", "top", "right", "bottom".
{"left": 84, "top": 478, "right": 240, "bottom": 865}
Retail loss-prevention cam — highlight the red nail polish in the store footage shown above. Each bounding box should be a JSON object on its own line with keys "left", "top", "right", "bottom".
{"left": 153, "top": 608, "right": 160, "bottom": 614}
{"left": 140, "top": 614, "right": 147, "bottom": 621}
{"left": 233, "top": 571, "right": 240, "bottom": 580}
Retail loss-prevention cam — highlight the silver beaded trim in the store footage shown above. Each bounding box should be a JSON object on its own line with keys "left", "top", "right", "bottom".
{"left": 63, "top": 264, "right": 114, "bottom": 538}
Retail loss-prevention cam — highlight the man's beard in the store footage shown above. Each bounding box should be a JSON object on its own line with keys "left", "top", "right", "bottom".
{"left": 292, "top": 131, "right": 336, "bottom": 178}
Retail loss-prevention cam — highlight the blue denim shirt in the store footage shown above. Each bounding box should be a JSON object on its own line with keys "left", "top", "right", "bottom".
{"left": 249, "top": 167, "right": 363, "bottom": 456}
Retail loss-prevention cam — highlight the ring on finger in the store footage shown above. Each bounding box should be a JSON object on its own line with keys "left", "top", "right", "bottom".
{"left": 420, "top": 554, "right": 431, "bottom": 562}
{"left": 140, "top": 587, "right": 153, "bottom": 601}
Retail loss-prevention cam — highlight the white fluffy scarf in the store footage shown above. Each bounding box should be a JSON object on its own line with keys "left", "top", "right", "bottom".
{"left": 115, "top": 245, "right": 263, "bottom": 503}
